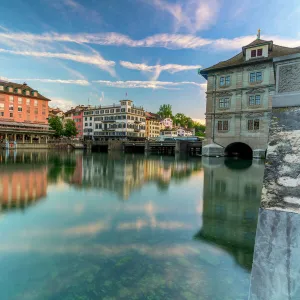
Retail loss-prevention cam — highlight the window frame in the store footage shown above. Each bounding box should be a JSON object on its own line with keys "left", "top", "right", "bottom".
{"left": 217, "top": 120, "right": 229, "bottom": 131}
{"left": 248, "top": 94, "right": 261, "bottom": 106}
{"left": 248, "top": 119, "right": 260, "bottom": 131}
{"left": 219, "top": 98, "right": 230, "bottom": 109}
{"left": 257, "top": 48, "right": 263, "bottom": 56}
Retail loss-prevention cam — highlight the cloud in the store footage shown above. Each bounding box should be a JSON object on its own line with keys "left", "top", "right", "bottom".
{"left": 49, "top": 98, "right": 76, "bottom": 111}
{"left": 57, "top": 62, "right": 87, "bottom": 80}
{"left": 0, "top": 30, "right": 299, "bottom": 51}
{"left": 0, "top": 47, "right": 116, "bottom": 76}
{"left": 9, "top": 78, "right": 89, "bottom": 86}
{"left": 93, "top": 80, "right": 205, "bottom": 90}
{"left": 47, "top": 0, "right": 102, "bottom": 24}
{"left": 120, "top": 61, "right": 202, "bottom": 80}
{"left": 99, "top": 91, "right": 104, "bottom": 102}
{"left": 144, "top": 0, "right": 220, "bottom": 33}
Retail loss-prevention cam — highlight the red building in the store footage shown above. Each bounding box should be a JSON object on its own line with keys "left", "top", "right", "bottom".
{"left": 64, "top": 105, "right": 87, "bottom": 138}
{"left": 0, "top": 80, "right": 53, "bottom": 144}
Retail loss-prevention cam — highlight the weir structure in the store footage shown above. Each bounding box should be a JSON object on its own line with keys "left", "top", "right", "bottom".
{"left": 249, "top": 53, "right": 300, "bottom": 299}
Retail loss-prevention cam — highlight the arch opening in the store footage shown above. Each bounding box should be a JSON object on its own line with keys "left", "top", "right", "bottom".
{"left": 225, "top": 142, "right": 253, "bottom": 159}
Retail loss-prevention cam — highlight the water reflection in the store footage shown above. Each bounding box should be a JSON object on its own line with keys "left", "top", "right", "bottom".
{"left": 0, "top": 151, "right": 48, "bottom": 212}
{"left": 195, "top": 157, "right": 264, "bottom": 270}
{"left": 0, "top": 151, "right": 265, "bottom": 300}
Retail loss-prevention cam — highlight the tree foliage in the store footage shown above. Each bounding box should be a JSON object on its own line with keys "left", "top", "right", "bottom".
{"left": 49, "top": 116, "right": 64, "bottom": 137}
{"left": 157, "top": 104, "right": 173, "bottom": 119}
{"left": 157, "top": 104, "right": 206, "bottom": 136}
{"left": 64, "top": 119, "right": 78, "bottom": 137}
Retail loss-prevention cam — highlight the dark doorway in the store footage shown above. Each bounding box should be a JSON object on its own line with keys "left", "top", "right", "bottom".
{"left": 225, "top": 143, "right": 253, "bottom": 159}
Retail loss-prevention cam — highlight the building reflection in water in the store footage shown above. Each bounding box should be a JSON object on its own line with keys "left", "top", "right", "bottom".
{"left": 78, "top": 152, "right": 202, "bottom": 200}
{"left": 194, "top": 157, "right": 265, "bottom": 270}
{"left": 0, "top": 150, "right": 48, "bottom": 212}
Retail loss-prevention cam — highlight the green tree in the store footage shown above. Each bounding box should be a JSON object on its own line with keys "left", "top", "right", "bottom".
{"left": 174, "top": 113, "right": 188, "bottom": 127}
{"left": 49, "top": 116, "right": 64, "bottom": 137}
{"left": 186, "top": 117, "right": 194, "bottom": 129}
{"left": 64, "top": 119, "right": 78, "bottom": 137}
{"left": 157, "top": 104, "right": 173, "bottom": 119}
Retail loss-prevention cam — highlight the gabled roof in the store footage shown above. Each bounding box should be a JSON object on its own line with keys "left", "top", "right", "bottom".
{"left": 0, "top": 81, "right": 51, "bottom": 101}
{"left": 200, "top": 39, "right": 300, "bottom": 78}
{"left": 145, "top": 111, "right": 160, "bottom": 120}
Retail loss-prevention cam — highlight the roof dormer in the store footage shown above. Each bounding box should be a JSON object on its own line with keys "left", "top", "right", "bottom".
{"left": 242, "top": 30, "right": 273, "bottom": 61}
{"left": 31, "top": 90, "right": 38, "bottom": 97}
{"left": 6, "top": 86, "right": 13, "bottom": 93}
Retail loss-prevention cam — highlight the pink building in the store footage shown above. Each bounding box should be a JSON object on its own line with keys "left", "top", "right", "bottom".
{"left": 64, "top": 105, "right": 87, "bottom": 138}
{"left": 0, "top": 81, "right": 53, "bottom": 144}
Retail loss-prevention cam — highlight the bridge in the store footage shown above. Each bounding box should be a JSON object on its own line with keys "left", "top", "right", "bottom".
{"left": 89, "top": 140, "right": 202, "bottom": 155}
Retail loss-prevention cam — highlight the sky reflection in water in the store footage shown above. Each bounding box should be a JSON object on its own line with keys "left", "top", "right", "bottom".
{"left": 0, "top": 151, "right": 264, "bottom": 300}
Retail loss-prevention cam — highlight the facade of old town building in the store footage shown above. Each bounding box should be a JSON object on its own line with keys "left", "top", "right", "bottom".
{"left": 200, "top": 34, "right": 300, "bottom": 158}
{"left": 0, "top": 81, "right": 53, "bottom": 144}
{"left": 83, "top": 100, "right": 146, "bottom": 140}
{"left": 145, "top": 112, "right": 161, "bottom": 138}
{"left": 64, "top": 105, "right": 88, "bottom": 138}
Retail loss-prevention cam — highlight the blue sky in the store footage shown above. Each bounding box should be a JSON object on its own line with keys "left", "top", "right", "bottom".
{"left": 0, "top": 0, "right": 300, "bottom": 122}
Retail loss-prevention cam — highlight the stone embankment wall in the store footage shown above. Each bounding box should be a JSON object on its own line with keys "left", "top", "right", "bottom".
{"left": 249, "top": 54, "right": 300, "bottom": 300}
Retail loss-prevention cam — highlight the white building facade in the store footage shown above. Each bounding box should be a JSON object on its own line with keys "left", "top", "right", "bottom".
{"left": 200, "top": 36, "right": 300, "bottom": 158}
{"left": 83, "top": 100, "right": 146, "bottom": 140}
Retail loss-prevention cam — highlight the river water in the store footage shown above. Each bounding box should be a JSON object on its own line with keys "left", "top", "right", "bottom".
{"left": 0, "top": 150, "right": 265, "bottom": 300}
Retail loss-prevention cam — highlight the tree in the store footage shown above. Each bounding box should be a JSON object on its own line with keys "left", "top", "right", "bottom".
{"left": 64, "top": 119, "right": 78, "bottom": 137}
{"left": 174, "top": 113, "right": 188, "bottom": 127}
{"left": 49, "top": 116, "right": 64, "bottom": 137}
{"left": 157, "top": 104, "right": 173, "bottom": 119}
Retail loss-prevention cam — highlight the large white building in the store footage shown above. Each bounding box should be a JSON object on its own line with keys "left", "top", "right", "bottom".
{"left": 200, "top": 33, "right": 300, "bottom": 158}
{"left": 83, "top": 100, "right": 146, "bottom": 140}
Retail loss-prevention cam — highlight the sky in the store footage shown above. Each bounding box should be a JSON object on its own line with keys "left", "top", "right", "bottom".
{"left": 0, "top": 0, "right": 300, "bottom": 123}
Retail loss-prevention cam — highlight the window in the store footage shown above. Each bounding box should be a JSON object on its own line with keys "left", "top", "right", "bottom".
{"left": 9, "top": 96, "right": 14, "bottom": 102}
{"left": 85, "top": 117, "right": 87, "bottom": 121}
{"left": 251, "top": 48, "right": 263, "bottom": 58}
{"left": 219, "top": 98, "right": 230, "bottom": 108}
{"left": 0, "top": 86, "right": 3, "bottom": 91}
{"left": 256, "top": 72, "right": 262, "bottom": 81}
{"left": 220, "top": 76, "right": 230, "bottom": 87}
{"left": 26, "top": 90, "right": 30, "bottom": 95}
{"left": 18, "top": 106, "right": 22, "bottom": 112}
{"left": 34, "top": 109, "right": 38, "bottom": 114}
{"left": 0, "top": 112, "right": 3, "bottom": 116}
{"left": 85, "top": 123, "right": 88, "bottom": 126}
{"left": 100, "top": 110, "right": 104, "bottom": 114}
{"left": 34, "top": 100, "right": 38, "bottom": 106}
{"left": 9, "top": 105, "right": 14, "bottom": 111}
{"left": 217, "top": 120, "right": 229, "bottom": 131}
{"left": 26, "top": 99, "right": 30, "bottom": 105}
{"left": 121, "top": 108, "right": 125, "bottom": 112}
{"left": 0, "top": 103, "right": 4, "bottom": 110}
{"left": 248, "top": 119, "right": 260, "bottom": 130}
{"left": 257, "top": 49, "right": 263, "bottom": 56}
{"left": 105, "top": 110, "right": 109, "bottom": 113}
{"left": 18, "top": 97, "right": 22, "bottom": 104}
{"left": 27, "top": 108, "right": 30, "bottom": 113}
{"left": 250, "top": 72, "right": 262, "bottom": 83}
{"left": 89, "top": 123, "right": 92, "bottom": 126}
{"left": 90, "top": 117, "right": 92, "bottom": 120}
{"left": 249, "top": 95, "right": 261, "bottom": 106}
{"left": 225, "top": 76, "right": 230, "bottom": 86}
{"left": 10, "top": 113, "right": 13, "bottom": 117}
{"left": 110, "top": 109, "right": 114, "bottom": 113}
